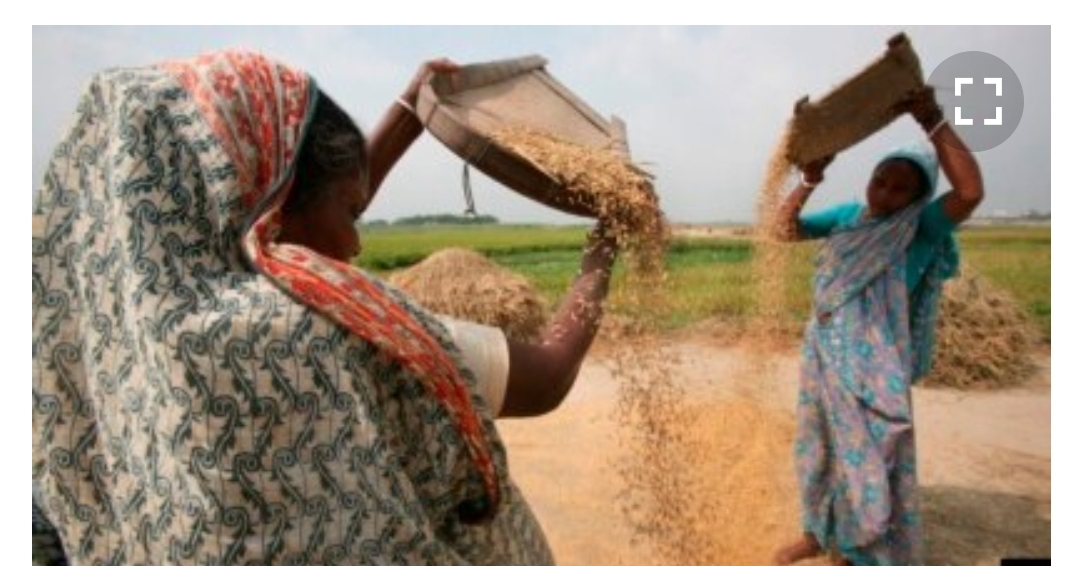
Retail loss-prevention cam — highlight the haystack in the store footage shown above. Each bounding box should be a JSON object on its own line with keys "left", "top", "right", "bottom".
{"left": 389, "top": 248, "right": 548, "bottom": 342}
{"left": 924, "top": 267, "right": 1040, "bottom": 389}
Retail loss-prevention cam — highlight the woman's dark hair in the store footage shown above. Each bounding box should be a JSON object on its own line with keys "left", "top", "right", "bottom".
{"left": 284, "top": 89, "right": 367, "bottom": 214}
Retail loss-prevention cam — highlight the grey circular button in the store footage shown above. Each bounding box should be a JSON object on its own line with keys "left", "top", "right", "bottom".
{"left": 927, "top": 51, "right": 1024, "bottom": 152}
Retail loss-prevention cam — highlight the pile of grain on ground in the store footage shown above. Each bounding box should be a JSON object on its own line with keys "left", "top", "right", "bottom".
{"left": 923, "top": 267, "right": 1040, "bottom": 389}
{"left": 687, "top": 401, "right": 810, "bottom": 564}
{"left": 388, "top": 248, "right": 548, "bottom": 342}
{"left": 490, "top": 126, "right": 671, "bottom": 319}
{"left": 612, "top": 339, "right": 814, "bottom": 565}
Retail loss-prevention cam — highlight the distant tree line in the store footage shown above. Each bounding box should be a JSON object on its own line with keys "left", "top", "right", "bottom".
{"left": 1022, "top": 210, "right": 1050, "bottom": 221}
{"left": 364, "top": 214, "right": 500, "bottom": 227}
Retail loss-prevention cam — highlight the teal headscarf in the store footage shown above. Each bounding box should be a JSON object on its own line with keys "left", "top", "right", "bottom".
{"left": 881, "top": 143, "right": 939, "bottom": 198}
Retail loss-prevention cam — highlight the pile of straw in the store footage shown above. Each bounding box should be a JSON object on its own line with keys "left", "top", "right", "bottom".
{"left": 924, "top": 267, "right": 1040, "bottom": 389}
{"left": 388, "top": 248, "right": 548, "bottom": 342}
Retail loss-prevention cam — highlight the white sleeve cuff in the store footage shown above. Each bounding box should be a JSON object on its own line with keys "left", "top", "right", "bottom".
{"left": 436, "top": 316, "right": 509, "bottom": 416}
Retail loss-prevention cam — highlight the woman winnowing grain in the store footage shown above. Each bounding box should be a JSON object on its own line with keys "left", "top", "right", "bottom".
{"left": 773, "top": 87, "right": 985, "bottom": 566}
{"left": 33, "top": 50, "right": 616, "bottom": 565}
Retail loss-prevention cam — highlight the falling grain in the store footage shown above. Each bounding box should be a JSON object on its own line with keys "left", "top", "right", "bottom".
{"left": 489, "top": 126, "right": 670, "bottom": 315}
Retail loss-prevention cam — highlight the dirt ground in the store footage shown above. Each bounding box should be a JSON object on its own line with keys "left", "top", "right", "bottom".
{"left": 497, "top": 337, "right": 1050, "bottom": 566}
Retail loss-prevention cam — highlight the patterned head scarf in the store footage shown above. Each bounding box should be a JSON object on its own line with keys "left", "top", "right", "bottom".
{"left": 34, "top": 50, "right": 503, "bottom": 564}
{"left": 164, "top": 51, "right": 501, "bottom": 518}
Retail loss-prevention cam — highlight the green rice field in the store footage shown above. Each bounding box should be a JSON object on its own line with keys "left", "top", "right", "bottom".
{"left": 356, "top": 224, "right": 1050, "bottom": 341}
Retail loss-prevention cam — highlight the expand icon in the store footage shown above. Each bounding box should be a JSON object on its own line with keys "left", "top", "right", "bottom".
{"left": 928, "top": 51, "right": 1025, "bottom": 152}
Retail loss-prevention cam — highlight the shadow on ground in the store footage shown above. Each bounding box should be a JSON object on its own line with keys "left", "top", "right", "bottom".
{"left": 923, "top": 485, "right": 1050, "bottom": 566}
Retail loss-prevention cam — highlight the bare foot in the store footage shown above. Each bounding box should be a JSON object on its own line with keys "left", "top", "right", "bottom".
{"left": 774, "top": 533, "right": 824, "bottom": 565}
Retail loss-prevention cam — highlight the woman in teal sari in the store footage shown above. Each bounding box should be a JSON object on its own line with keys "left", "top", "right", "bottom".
{"left": 774, "top": 88, "right": 985, "bottom": 565}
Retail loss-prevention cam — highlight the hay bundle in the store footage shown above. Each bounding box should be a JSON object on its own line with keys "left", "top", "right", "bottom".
{"left": 389, "top": 248, "right": 548, "bottom": 342}
{"left": 489, "top": 127, "right": 670, "bottom": 284}
{"left": 924, "top": 268, "right": 1040, "bottom": 389}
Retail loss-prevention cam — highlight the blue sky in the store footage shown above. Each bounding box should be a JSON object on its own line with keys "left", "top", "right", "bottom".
{"left": 33, "top": 26, "right": 1050, "bottom": 223}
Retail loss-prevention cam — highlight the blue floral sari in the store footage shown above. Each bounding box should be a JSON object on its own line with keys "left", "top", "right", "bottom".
{"left": 795, "top": 145, "right": 958, "bottom": 565}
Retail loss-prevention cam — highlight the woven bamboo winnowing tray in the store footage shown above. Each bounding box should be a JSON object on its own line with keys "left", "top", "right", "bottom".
{"left": 786, "top": 33, "right": 925, "bottom": 167}
{"left": 415, "top": 55, "right": 630, "bottom": 218}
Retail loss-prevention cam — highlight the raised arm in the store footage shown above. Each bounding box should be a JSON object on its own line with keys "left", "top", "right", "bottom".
{"left": 499, "top": 224, "right": 618, "bottom": 417}
{"left": 778, "top": 155, "right": 834, "bottom": 241}
{"left": 366, "top": 59, "right": 459, "bottom": 194}
{"left": 903, "top": 86, "right": 985, "bottom": 224}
